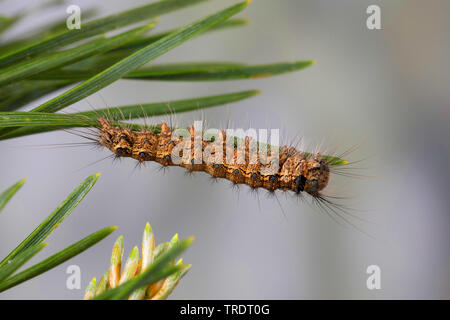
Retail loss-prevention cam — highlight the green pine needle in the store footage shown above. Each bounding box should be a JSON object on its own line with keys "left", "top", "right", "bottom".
{"left": 0, "top": 226, "right": 116, "bottom": 292}
{"left": 0, "top": 173, "right": 100, "bottom": 269}
{"left": 0, "top": 178, "right": 25, "bottom": 213}
{"left": 0, "top": 0, "right": 208, "bottom": 68}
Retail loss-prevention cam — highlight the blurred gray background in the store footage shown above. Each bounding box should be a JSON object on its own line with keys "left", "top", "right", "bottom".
{"left": 0, "top": 0, "right": 449, "bottom": 299}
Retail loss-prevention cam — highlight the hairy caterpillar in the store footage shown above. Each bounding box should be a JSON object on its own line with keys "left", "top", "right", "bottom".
{"left": 57, "top": 110, "right": 366, "bottom": 231}
{"left": 95, "top": 117, "right": 336, "bottom": 197}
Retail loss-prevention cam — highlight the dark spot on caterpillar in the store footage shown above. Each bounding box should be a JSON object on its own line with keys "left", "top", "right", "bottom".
{"left": 163, "top": 155, "right": 171, "bottom": 166}
{"left": 295, "top": 175, "right": 307, "bottom": 194}
{"left": 139, "top": 152, "right": 147, "bottom": 158}
{"left": 213, "top": 164, "right": 219, "bottom": 169}
{"left": 251, "top": 173, "right": 258, "bottom": 179}
{"left": 233, "top": 169, "right": 239, "bottom": 175}
{"left": 269, "top": 175, "right": 276, "bottom": 182}
{"left": 116, "top": 147, "right": 130, "bottom": 155}
{"left": 309, "top": 179, "right": 318, "bottom": 192}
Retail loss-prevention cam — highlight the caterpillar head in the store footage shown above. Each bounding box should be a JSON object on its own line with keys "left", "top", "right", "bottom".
{"left": 301, "top": 157, "right": 330, "bottom": 195}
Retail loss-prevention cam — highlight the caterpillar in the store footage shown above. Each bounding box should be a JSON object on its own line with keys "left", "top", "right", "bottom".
{"left": 96, "top": 117, "right": 336, "bottom": 197}
{"left": 59, "top": 112, "right": 366, "bottom": 232}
